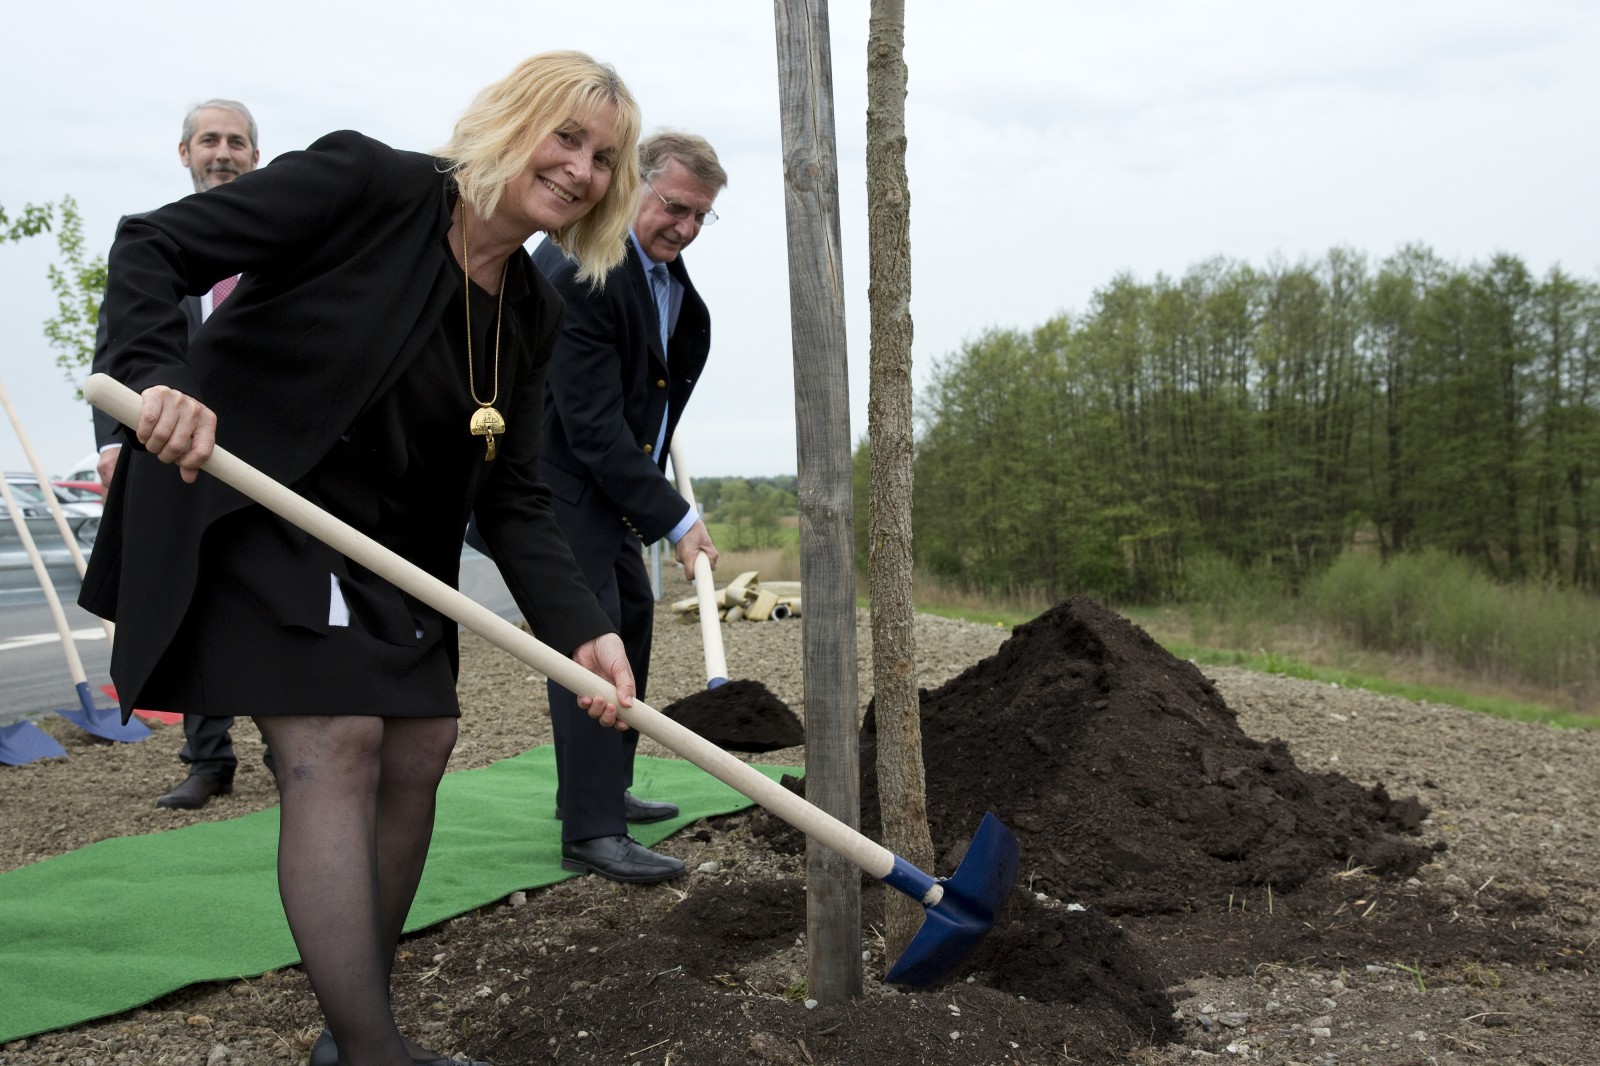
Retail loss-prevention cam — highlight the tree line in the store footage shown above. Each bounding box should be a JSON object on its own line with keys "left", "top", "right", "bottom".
{"left": 892, "top": 246, "right": 1600, "bottom": 601}
{"left": 693, "top": 475, "right": 797, "bottom": 550}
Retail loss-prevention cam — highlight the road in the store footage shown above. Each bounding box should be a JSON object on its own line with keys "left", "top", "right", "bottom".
{"left": 0, "top": 599, "right": 111, "bottom": 725}
{"left": 0, "top": 551, "right": 523, "bottom": 727}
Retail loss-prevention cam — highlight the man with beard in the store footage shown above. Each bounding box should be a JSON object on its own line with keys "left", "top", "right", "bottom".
{"left": 89, "top": 98, "right": 264, "bottom": 810}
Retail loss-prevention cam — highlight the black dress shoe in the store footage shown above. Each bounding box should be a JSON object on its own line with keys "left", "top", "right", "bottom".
{"left": 309, "top": 1029, "right": 490, "bottom": 1066}
{"left": 553, "top": 791, "right": 679, "bottom": 824}
{"left": 561, "top": 835, "right": 685, "bottom": 883}
{"left": 623, "top": 791, "right": 678, "bottom": 823}
{"left": 155, "top": 773, "right": 232, "bottom": 809}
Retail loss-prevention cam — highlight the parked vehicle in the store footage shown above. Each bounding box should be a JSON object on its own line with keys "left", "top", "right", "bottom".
{"left": 52, "top": 479, "right": 105, "bottom": 500}
{"left": 63, "top": 452, "right": 104, "bottom": 488}
{"left": 4, "top": 475, "right": 101, "bottom": 543}
{"left": 1, "top": 476, "right": 99, "bottom": 605}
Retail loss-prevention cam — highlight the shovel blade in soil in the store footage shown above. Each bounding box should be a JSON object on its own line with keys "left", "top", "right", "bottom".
{"left": 884, "top": 812, "right": 1020, "bottom": 987}
{"left": 55, "top": 682, "right": 151, "bottom": 743}
{"left": 0, "top": 718, "right": 67, "bottom": 764}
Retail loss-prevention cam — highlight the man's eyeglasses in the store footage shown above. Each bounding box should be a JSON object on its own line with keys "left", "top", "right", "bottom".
{"left": 646, "top": 182, "right": 718, "bottom": 227}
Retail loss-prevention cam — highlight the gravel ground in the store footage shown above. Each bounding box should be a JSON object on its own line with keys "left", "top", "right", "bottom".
{"left": 1, "top": 601, "right": 1596, "bottom": 1065}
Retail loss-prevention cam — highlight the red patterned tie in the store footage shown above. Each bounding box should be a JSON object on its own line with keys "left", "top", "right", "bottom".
{"left": 211, "top": 274, "right": 239, "bottom": 307}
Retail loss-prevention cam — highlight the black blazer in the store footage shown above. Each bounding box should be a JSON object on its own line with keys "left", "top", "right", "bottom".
{"left": 90, "top": 212, "right": 202, "bottom": 450}
{"left": 82, "top": 130, "right": 611, "bottom": 715}
{"left": 531, "top": 236, "right": 710, "bottom": 588}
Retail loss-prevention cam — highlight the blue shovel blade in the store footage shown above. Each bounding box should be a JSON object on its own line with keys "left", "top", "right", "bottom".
{"left": 55, "top": 681, "right": 151, "bottom": 743}
{"left": 885, "top": 812, "right": 1021, "bottom": 988}
{"left": 0, "top": 719, "right": 68, "bottom": 765}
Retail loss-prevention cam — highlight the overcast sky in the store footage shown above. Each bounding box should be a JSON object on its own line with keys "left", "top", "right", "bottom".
{"left": 3, "top": 0, "right": 1596, "bottom": 481}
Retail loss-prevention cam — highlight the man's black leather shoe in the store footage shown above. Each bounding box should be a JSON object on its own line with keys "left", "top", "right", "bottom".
{"left": 554, "top": 791, "right": 679, "bottom": 824}
{"left": 560, "top": 835, "right": 685, "bottom": 883}
{"left": 155, "top": 773, "right": 232, "bottom": 810}
{"left": 623, "top": 791, "right": 678, "bottom": 823}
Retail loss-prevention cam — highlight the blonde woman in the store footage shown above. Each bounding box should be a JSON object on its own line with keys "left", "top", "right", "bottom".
{"left": 84, "top": 52, "right": 642, "bottom": 1066}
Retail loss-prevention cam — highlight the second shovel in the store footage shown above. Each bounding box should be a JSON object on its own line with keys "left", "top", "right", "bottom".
{"left": 661, "top": 440, "right": 802, "bottom": 754}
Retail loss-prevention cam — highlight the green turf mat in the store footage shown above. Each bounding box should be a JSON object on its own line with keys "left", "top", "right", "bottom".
{"left": 0, "top": 747, "right": 798, "bottom": 1043}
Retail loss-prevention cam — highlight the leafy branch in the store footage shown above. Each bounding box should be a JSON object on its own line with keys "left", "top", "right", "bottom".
{"left": 41, "top": 195, "right": 107, "bottom": 394}
{"left": 0, "top": 201, "right": 54, "bottom": 244}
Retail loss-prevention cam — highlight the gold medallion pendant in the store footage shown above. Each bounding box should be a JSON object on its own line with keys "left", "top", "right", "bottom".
{"left": 469, "top": 405, "right": 506, "bottom": 460}
{"left": 459, "top": 201, "right": 509, "bottom": 462}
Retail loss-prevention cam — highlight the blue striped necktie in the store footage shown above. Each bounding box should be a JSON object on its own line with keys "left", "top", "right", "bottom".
{"left": 649, "top": 263, "right": 671, "bottom": 354}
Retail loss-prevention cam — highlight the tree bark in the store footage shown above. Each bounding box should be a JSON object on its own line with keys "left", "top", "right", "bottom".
{"left": 865, "top": 0, "right": 933, "bottom": 966}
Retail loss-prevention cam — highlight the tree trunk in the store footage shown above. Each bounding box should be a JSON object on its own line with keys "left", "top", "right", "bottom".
{"left": 865, "top": 0, "right": 932, "bottom": 966}
{"left": 773, "top": 0, "right": 862, "bottom": 1004}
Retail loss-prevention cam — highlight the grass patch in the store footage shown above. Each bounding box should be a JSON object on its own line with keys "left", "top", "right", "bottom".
{"left": 1139, "top": 627, "right": 1594, "bottom": 730}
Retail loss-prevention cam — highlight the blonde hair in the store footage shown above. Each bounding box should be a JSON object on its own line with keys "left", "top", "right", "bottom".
{"left": 435, "top": 51, "right": 641, "bottom": 283}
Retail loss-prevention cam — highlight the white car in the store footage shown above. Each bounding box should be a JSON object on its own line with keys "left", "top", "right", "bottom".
{"left": 63, "top": 451, "right": 104, "bottom": 488}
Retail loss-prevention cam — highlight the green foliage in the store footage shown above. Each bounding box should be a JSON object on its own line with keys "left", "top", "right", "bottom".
{"left": 911, "top": 246, "right": 1600, "bottom": 605}
{"left": 1304, "top": 549, "right": 1600, "bottom": 693}
{"left": 696, "top": 475, "right": 796, "bottom": 551}
{"left": 1141, "top": 628, "right": 1592, "bottom": 730}
{"left": 42, "top": 195, "right": 107, "bottom": 392}
{"left": 1, "top": 201, "right": 54, "bottom": 244}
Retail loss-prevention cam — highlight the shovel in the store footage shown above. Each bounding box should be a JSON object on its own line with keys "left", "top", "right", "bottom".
{"left": 668, "top": 439, "right": 732, "bottom": 688}
{"left": 0, "top": 465, "right": 68, "bottom": 764}
{"left": 0, "top": 717, "right": 66, "bottom": 765}
{"left": 660, "top": 441, "right": 802, "bottom": 754}
{"left": 87, "top": 373, "right": 1018, "bottom": 986}
{"left": 0, "top": 463, "right": 148, "bottom": 746}
{"left": 0, "top": 376, "right": 113, "bottom": 645}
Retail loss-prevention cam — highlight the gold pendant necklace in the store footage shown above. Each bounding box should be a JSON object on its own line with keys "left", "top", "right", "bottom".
{"left": 461, "top": 202, "right": 508, "bottom": 461}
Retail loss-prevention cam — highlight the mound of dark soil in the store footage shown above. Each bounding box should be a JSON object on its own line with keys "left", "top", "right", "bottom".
{"left": 662, "top": 679, "right": 804, "bottom": 752}
{"left": 860, "top": 595, "right": 1441, "bottom": 916}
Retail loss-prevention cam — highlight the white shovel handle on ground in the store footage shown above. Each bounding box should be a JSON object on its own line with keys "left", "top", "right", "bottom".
{"left": 0, "top": 471, "right": 93, "bottom": 689}
{"left": 0, "top": 377, "right": 112, "bottom": 643}
{"left": 667, "top": 440, "right": 728, "bottom": 686}
{"left": 85, "top": 374, "right": 908, "bottom": 890}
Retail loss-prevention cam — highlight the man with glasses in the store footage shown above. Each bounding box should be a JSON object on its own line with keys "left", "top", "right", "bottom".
{"left": 529, "top": 130, "right": 726, "bottom": 882}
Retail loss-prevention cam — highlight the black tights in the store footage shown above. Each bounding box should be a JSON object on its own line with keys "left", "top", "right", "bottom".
{"left": 255, "top": 714, "right": 457, "bottom": 1066}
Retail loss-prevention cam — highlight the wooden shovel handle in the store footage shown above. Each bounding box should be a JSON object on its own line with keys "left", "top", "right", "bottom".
{"left": 86, "top": 374, "right": 893, "bottom": 880}
{"left": 0, "top": 375, "right": 112, "bottom": 647}
{"left": 0, "top": 464, "right": 89, "bottom": 686}
{"left": 668, "top": 441, "right": 729, "bottom": 683}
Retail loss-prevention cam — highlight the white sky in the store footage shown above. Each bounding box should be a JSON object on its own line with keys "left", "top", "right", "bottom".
{"left": 2, "top": 0, "right": 1596, "bottom": 480}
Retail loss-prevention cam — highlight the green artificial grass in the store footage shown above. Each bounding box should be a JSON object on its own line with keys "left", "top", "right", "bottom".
{"left": 0, "top": 746, "right": 798, "bottom": 1043}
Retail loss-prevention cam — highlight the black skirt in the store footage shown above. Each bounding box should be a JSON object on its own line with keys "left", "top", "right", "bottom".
{"left": 140, "top": 505, "right": 459, "bottom": 719}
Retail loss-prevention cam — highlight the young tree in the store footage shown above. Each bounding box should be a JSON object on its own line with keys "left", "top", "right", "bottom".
{"left": 865, "top": 0, "right": 933, "bottom": 964}
{"left": 42, "top": 196, "right": 107, "bottom": 393}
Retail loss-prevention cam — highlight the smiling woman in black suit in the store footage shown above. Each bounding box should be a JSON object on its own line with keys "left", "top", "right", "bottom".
{"left": 82, "top": 51, "right": 642, "bottom": 1066}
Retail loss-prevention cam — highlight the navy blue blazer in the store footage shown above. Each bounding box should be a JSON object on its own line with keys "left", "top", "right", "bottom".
{"left": 531, "top": 236, "right": 710, "bottom": 589}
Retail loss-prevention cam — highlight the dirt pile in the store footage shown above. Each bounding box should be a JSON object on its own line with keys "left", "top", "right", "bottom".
{"left": 661, "top": 679, "right": 804, "bottom": 752}
{"left": 860, "top": 595, "right": 1440, "bottom": 915}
